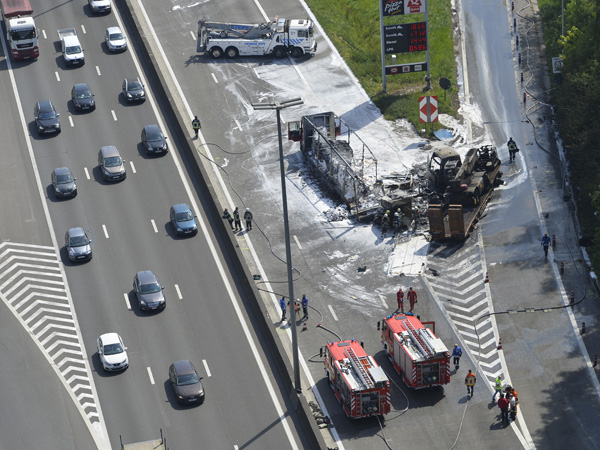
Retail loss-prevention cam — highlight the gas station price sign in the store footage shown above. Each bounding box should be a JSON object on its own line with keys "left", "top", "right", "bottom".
{"left": 383, "top": 22, "right": 427, "bottom": 54}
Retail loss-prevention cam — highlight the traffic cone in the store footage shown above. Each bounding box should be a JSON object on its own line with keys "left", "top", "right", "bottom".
{"left": 484, "top": 272, "right": 489, "bottom": 283}
{"left": 497, "top": 338, "right": 503, "bottom": 350}
{"left": 302, "top": 321, "right": 307, "bottom": 332}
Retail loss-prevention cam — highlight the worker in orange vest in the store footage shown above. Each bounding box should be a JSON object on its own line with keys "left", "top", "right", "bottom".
{"left": 465, "top": 369, "right": 476, "bottom": 397}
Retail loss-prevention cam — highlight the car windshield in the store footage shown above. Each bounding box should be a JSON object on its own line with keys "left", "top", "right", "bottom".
{"left": 103, "top": 343, "right": 123, "bottom": 355}
{"left": 56, "top": 174, "right": 73, "bottom": 184}
{"left": 39, "top": 110, "right": 57, "bottom": 120}
{"left": 66, "top": 45, "right": 82, "bottom": 55}
{"left": 128, "top": 81, "right": 142, "bottom": 90}
{"left": 69, "top": 236, "right": 89, "bottom": 247}
{"left": 75, "top": 90, "right": 92, "bottom": 99}
{"left": 175, "top": 211, "right": 193, "bottom": 222}
{"left": 140, "top": 282, "right": 161, "bottom": 294}
{"left": 147, "top": 133, "right": 164, "bottom": 142}
{"left": 110, "top": 33, "right": 124, "bottom": 41}
{"left": 177, "top": 373, "right": 199, "bottom": 386}
{"left": 104, "top": 156, "right": 122, "bottom": 167}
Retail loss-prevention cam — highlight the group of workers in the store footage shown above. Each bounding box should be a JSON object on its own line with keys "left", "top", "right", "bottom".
{"left": 381, "top": 208, "right": 407, "bottom": 238}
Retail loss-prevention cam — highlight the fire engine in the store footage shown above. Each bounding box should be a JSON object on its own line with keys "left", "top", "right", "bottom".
{"left": 324, "top": 339, "right": 390, "bottom": 419}
{"left": 380, "top": 314, "right": 450, "bottom": 389}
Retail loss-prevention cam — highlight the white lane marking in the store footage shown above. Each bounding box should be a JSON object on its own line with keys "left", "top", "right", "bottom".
{"left": 190, "top": 30, "right": 196, "bottom": 40}
{"left": 150, "top": 219, "right": 158, "bottom": 233}
{"left": 55, "top": 72, "right": 60, "bottom": 82}
{"left": 111, "top": 110, "right": 117, "bottom": 121}
{"left": 129, "top": 160, "right": 136, "bottom": 173}
{"left": 1, "top": 31, "right": 111, "bottom": 449}
{"left": 81, "top": 24, "right": 86, "bottom": 34}
{"left": 234, "top": 118, "right": 241, "bottom": 130}
{"left": 202, "top": 359, "right": 211, "bottom": 377}
{"left": 147, "top": 367, "right": 155, "bottom": 385}
{"left": 293, "top": 235, "right": 302, "bottom": 250}
{"left": 328, "top": 305, "right": 338, "bottom": 321}
{"left": 131, "top": 3, "right": 300, "bottom": 447}
{"left": 378, "top": 294, "right": 388, "bottom": 309}
{"left": 42, "top": 29, "right": 47, "bottom": 39}
{"left": 211, "top": 72, "right": 218, "bottom": 83}
{"left": 174, "top": 284, "right": 182, "bottom": 300}
{"left": 123, "top": 293, "right": 131, "bottom": 311}
{"left": 96, "top": 66, "right": 101, "bottom": 76}
{"left": 68, "top": 116, "right": 74, "bottom": 127}
{"left": 102, "top": 225, "right": 109, "bottom": 239}
{"left": 84, "top": 167, "right": 90, "bottom": 180}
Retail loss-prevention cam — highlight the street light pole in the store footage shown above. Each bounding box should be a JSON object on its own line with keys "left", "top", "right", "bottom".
{"left": 251, "top": 97, "right": 304, "bottom": 393}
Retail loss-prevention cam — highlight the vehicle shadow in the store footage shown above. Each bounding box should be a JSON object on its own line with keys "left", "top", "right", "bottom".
{"left": 28, "top": 121, "right": 61, "bottom": 140}
{"left": 183, "top": 53, "right": 311, "bottom": 68}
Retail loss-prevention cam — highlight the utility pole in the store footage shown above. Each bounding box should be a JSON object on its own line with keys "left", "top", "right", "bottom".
{"left": 251, "top": 97, "right": 304, "bottom": 393}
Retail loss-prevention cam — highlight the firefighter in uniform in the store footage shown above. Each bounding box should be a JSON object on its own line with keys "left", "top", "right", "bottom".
{"left": 244, "top": 208, "right": 253, "bottom": 230}
{"left": 507, "top": 137, "right": 518, "bottom": 162}
{"left": 223, "top": 208, "right": 234, "bottom": 230}
{"left": 392, "top": 212, "right": 400, "bottom": 237}
{"left": 233, "top": 207, "right": 242, "bottom": 232}
{"left": 192, "top": 116, "right": 201, "bottom": 138}
{"left": 465, "top": 369, "right": 476, "bottom": 397}
{"left": 451, "top": 344, "right": 462, "bottom": 370}
{"left": 541, "top": 233, "right": 551, "bottom": 258}
{"left": 381, "top": 213, "right": 389, "bottom": 238}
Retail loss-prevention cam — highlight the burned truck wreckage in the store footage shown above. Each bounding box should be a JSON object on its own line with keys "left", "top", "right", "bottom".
{"left": 287, "top": 112, "right": 502, "bottom": 240}
{"left": 287, "top": 112, "right": 422, "bottom": 227}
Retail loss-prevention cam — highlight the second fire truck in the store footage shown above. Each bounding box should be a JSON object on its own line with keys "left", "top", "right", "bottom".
{"left": 380, "top": 314, "right": 450, "bottom": 389}
{"left": 324, "top": 339, "right": 390, "bottom": 419}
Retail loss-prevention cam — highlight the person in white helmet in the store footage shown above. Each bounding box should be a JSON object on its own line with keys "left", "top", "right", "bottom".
{"left": 244, "top": 207, "right": 253, "bottom": 230}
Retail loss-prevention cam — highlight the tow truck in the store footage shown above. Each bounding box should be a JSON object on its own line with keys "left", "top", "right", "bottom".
{"left": 197, "top": 16, "right": 317, "bottom": 59}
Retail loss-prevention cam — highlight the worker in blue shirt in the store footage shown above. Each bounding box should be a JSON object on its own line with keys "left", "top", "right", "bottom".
{"left": 301, "top": 294, "right": 308, "bottom": 320}
{"left": 279, "top": 297, "right": 287, "bottom": 322}
{"left": 541, "top": 233, "right": 551, "bottom": 258}
{"left": 451, "top": 344, "right": 463, "bottom": 370}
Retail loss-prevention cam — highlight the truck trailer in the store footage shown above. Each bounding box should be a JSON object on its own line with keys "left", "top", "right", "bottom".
{"left": 197, "top": 16, "right": 316, "bottom": 59}
{"left": 1, "top": 0, "right": 39, "bottom": 60}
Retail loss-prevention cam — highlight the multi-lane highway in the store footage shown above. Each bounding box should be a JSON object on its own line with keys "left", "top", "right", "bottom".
{"left": 1, "top": 0, "right": 318, "bottom": 448}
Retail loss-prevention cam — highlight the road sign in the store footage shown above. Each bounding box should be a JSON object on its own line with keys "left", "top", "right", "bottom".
{"left": 419, "top": 96, "right": 438, "bottom": 123}
{"left": 384, "top": 22, "right": 427, "bottom": 54}
{"left": 386, "top": 62, "right": 427, "bottom": 75}
{"left": 552, "top": 57, "right": 563, "bottom": 73}
{"left": 381, "top": 0, "right": 426, "bottom": 16}
{"left": 439, "top": 77, "right": 451, "bottom": 90}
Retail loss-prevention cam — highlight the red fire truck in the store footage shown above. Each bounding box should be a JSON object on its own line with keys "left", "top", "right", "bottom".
{"left": 324, "top": 339, "right": 390, "bottom": 418}
{"left": 380, "top": 314, "right": 450, "bottom": 389}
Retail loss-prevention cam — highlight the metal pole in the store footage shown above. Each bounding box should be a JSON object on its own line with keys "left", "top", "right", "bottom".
{"left": 379, "top": 0, "right": 387, "bottom": 93}
{"left": 561, "top": 0, "right": 564, "bottom": 37}
{"left": 252, "top": 98, "right": 303, "bottom": 393}
{"left": 424, "top": 0, "right": 431, "bottom": 91}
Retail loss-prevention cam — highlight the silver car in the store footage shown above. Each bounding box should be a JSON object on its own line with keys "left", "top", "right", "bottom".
{"left": 133, "top": 271, "right": 166, "bottom": 311}
{"left": 98, "top": 146, "right": 126, "bottom": 181}
{"left": 65, "top": 227, "right": 92, "bottom": 262}
{"left": 105, "top": 26, "right": 127, "bottom": 52}
{"left": 88, "top": 0, "right": 111, "bottom": 13}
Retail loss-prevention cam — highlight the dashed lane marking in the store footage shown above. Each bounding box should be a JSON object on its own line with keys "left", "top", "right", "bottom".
{"left": 55, "top": 72, "right": 60, "bottom": 82}
{"left": 150, "top": 219, "right": 157, "bottom": 233}
{"left": 328, "top": 305, "right": 338, "bottom": 321}
{"left": 211, "top": 73, "right": 218, "bottom": 83}
{"left": 68, "top": 116, "right": 73, "bottom": 127}
{"left": 81, "top": 24, "right": 86, "bottom": 34}
{"left": 96, "top": 66, "right": 101, "bottom": 76}
{"left": 111, "top": 110, "right": 117, "bottom": 121}
{"left": 174, "top": 284, "right": 182, "bottom": 300}
{"left": 123, "top": 293, "right": 131, "bottom": 310}
{"left": 147, "top": 367, "right": 155, "bottom": 385}
{"left": 84, "top": 167, "right": 90, "bottom": 180}
{"left": 129, "top": 160, "right": 136, "bottom": 174}
{"left": 202, "top": 359, "right": 211, "bottom": 377}
{"left": 102, "top": 224, "right": 109, "bottom": 239}
{"left": 293, "top": 235, "right": 302, "bottom": 250}
{"left": 190, "top": 30, "right": 195, "bottom": 40}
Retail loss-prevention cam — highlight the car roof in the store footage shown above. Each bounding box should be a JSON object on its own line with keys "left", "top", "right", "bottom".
{"left": 54, "top": 167, "right": 72, "bottom": 176}
{"left": 172, "top": 203, "right": 191, "bottom": 214}
{"left": 136, "top": 270, "right": 158, "bottom": 284}
{"left": 172, "top": 360, "right": 195, "bottom": 375}
{"left": 125, "top": 77, "right": 140, "bottom": 84}
{"left": 73, "top": 83, "right": 90, "bottom": 91}
{"left": 99, "top": 332, "right": 121, "bottom": 345}
{"left": 37, "top": 100, "right": 53, "bottom": 110}
{"left": 144, "top": 124, "right": 161, "bottom": 134}
{"left": 67, "top": 227, "right": 86, "bottom": 237}
{"left": 100, "top": 145, "right": 120, "bottom": 157}
{"left": 106, "top": 26, "right": 122, "bottom": 34}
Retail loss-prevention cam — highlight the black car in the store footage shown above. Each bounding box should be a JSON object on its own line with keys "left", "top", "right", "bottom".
{"left": 133, "top": 271, "right": 166, "bottom": 311}
{"left": 169, "top": 360, "right": 205, "bottom": 405}
{"left": 34, "top": 100, "right": 61, "bottom": 135}
{"left": 51, "top": 167, "right": 77, "bottom": 198}
{"left": 71, "top": 83, "right": 95, "bottom": 112}
{"left": 122, "top": 77, "right": 145, "bottom": 103}
{"left": 141, "top": 124, "right": 168, "bottom": 156}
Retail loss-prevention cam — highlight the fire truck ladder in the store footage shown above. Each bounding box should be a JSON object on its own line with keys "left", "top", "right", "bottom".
{"left": 346, "top": 347, "right": 374, "bottom": 389}
{"left": 403, "top": 319, "right": 435, "bottom": 358}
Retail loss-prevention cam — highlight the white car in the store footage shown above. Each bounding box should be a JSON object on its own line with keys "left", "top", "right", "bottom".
{"left": 105, "top": 27, "right": 127, "bottom": 52}
{"left": 88, "top": 0, "right": 111, "bottom": 14}
{"left": 97, "top": 333, "right": 128, "bottom": 371}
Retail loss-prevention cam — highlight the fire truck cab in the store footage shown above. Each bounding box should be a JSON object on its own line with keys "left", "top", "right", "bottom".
{"left": 381, "top": 314, "right": 450, "bottom": 389}
{"left": 324, "top": 339, "right": 390, "bottom": 419}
